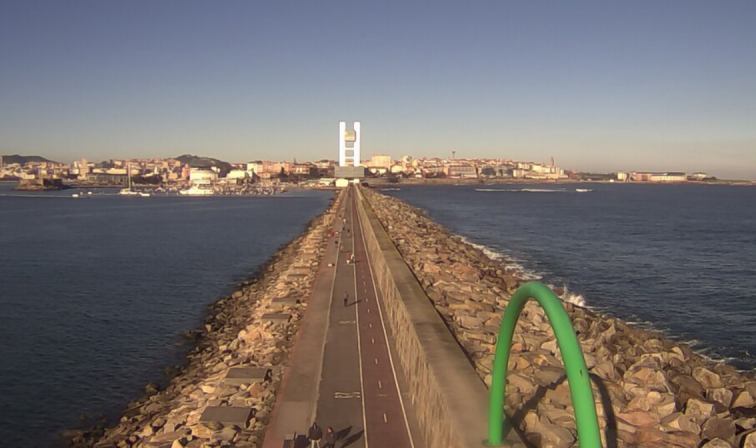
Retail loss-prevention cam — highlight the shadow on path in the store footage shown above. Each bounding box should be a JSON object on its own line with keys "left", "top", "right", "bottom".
{"left": 340, "top": 429, "right": 364, "bottom": 448}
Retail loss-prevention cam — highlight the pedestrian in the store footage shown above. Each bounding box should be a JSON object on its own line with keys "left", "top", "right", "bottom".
{"left": 308, "top": 421, "right": 323, "bottom": 448}
{"left": 343, "top": 291, "right": 349, "bottom": 307}
{"left": 323, "top": 426, "right": 336, "bottom": 448}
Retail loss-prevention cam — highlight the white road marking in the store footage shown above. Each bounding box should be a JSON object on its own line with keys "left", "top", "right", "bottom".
{"left": 349, "top": 190, "right": 369, "bottom": 448}
{"left": 383, "top": 413, "right": 388, "bottom": 423}
{"left": 371, "top": 338, "right": 375, "bottom": 344}
{"left": 378, "top": 380, "right": 383, "bottom": 389}
{"left": 356, "top": 191, "right": 416, "bottom": 448}
{"left": 334, "top": 391, "right": 362, "bottom": 399}
{"left": 374, "top": 358, "right": 378, "bottom": 365}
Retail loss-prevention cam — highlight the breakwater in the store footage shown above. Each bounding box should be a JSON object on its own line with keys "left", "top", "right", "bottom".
{"left": 68, "top": 193, "right": 338, "bottom": 448}
{"left": 360, "top": 187, "right": 756, "bottom": 448}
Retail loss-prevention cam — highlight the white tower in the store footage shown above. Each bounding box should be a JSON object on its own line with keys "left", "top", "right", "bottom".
{"left": 339, "top": 121, "right": 361, "bottom": 167}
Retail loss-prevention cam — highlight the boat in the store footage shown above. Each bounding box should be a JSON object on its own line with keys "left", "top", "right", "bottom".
{"left": 575, "top": 188, "right": 593, "bottom": 193}
{"left": 118, "top": 165, "right": 152, "bottom": 196}
{"left": 179, "top": 183, "right": 215, "bottom": 196}
{"left": 119, "top": 164, "right": 143, "bottom": 196}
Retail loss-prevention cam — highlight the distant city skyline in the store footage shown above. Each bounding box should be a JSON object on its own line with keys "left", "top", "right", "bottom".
{"left": 1, "top": 1, "right": 755, "bottom": 179}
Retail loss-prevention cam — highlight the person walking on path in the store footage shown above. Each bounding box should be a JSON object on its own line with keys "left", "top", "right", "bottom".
{"left": 308, "top": 421, "right": 323, "bottom": 448}
{"left": 343, "top": 290, "right": 349, "bottom": 307}
{"left": 323, "top": 426, "right": 336, "bottom": 448}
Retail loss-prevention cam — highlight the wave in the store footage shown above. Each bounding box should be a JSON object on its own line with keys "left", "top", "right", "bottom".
{"left": 451, "top": 237, "right": 755, "bottom": 371}
{"left": 454, "top": 235, "right": 588, "bottom": 305}
{"left": 559, "top": 285, "right": 587, "bottom": 307}
{"left": 474, "top": 188, "right": 567, "bottom": 193}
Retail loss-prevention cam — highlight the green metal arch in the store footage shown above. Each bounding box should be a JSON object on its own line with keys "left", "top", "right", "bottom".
{"left": 486, "top": 281, "right": 602, "bottom": 447}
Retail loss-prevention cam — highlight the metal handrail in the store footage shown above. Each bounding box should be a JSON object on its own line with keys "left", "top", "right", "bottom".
{"left": 486, "top": 281, "right": 602, "bottom": 447}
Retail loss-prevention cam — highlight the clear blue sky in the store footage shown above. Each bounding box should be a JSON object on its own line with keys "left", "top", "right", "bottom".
{"left": 1, "top": 1, "right": 755, "bottom": 179}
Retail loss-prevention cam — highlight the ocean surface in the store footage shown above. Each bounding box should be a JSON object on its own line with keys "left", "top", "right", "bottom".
{"left": 0, "top": 183, "right": 332, "bottom": 447}
{"left": 382, "top": 183, "right": 756, "bottom": 371}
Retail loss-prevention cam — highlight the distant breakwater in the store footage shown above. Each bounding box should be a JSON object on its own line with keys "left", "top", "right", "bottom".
{"left": 65, "top": 192, "right": 339, "bottom": 448}
{"left": 361, "top": 187, "right": 756, "bottom": 448}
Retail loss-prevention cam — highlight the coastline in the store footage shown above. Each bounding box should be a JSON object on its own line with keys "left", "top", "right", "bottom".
{"left": 65, "top": 192, "right": 338, "bottom": 448}
{"left": 368, "top": 178, "right": 756, "bottom": 187}
{"left": 361, "top": 187, "right": 756, "bottom": 447}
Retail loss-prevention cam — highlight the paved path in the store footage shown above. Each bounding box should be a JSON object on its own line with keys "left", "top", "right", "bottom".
{"left": 263, "top": 187, "right": 415, "bottom": 448}
{"left": 347, "top": 188, "right": 415, "bottom": 448}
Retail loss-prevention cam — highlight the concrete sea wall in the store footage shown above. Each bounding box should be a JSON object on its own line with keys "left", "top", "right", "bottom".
{"left": 68, "top": 193, "right": 338, "bottom": 448}
{"left": 360, "top": 187, "right": 756, "bottom": 448}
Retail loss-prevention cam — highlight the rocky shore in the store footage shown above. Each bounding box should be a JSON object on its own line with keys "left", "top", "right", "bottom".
{"left": 361, "top": 187, "right": 756, "bottom": 448}
{"left": 65, "top": 192, "right": 338, "bottom": 448}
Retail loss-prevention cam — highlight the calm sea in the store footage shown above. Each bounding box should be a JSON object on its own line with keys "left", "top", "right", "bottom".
{"left": 0, "top": 183, "right": 331, "bottom": 447}
{"left": 383, "top": 183, "right": 756, "bottom": 370}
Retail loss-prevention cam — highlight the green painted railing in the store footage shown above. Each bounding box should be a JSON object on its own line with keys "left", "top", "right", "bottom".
{"left": 486, "top": 281, "right": 602, "bottom": 447}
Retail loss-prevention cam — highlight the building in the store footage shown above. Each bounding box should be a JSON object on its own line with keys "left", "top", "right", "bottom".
{"left": 76, "top": 159, "right": 89, "bottom": 179}
{"left": 291, "top": 163, "right": 313, "bottom": 176}
{"left": 446, "top": 164, "right": 478, "bottom": 178}
{"left": 226, "top": 170, "right": 249, "bottom": 181}
{"left": 86, "top": 173, "right": 128, "bottom": 186}
{"left": 189, "top": 168, "right": 217, "bottom": 185}
{"left": 367, "top": 167, "right": 388, "bottom": 176}
{"left": 369, "top": 154, "right": 392, "bottom": 169}
{"left": 631, "top": 172, "right": 687, "bottom": 182}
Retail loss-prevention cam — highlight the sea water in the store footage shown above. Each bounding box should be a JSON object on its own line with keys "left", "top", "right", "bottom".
{"left": 0, "top": 184, "right": 331, "bottom": 447}
{"left": 383, "top": 183, "right": 756, "bottom": 370}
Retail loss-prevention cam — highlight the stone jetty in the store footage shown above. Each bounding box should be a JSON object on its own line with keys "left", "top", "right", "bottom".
{"left": 66, "top": 193, "right": 338, "bottom": 448}
{"left": 361, "top": 188, "right": 756, "bottom": 448}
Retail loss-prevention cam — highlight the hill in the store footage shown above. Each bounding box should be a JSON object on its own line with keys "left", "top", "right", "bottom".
{"left": 175, "top": 154, "right": 232, "bottom": 177}
{"left": 1, "top": 154, "right": 56, "bottom": 165}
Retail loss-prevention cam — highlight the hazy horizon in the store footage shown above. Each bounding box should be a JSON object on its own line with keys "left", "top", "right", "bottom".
{"left": 1, "top": 1, "right": 755, "bottom": 179}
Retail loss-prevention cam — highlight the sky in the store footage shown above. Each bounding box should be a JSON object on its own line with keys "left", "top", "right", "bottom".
{"left": 1, "top": 1, "right": 755, "bottom": 179}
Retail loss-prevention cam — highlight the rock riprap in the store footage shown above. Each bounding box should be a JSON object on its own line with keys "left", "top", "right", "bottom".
{"left": 65, "top": 192, "right": 340, "bottom": 448}
{"left": 361, "top": 187, "right": 756, "bottom": 448}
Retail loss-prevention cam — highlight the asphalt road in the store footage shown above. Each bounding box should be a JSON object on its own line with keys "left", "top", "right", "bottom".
{"left": 314, "top": 186, "right": 414, "bottom": 448}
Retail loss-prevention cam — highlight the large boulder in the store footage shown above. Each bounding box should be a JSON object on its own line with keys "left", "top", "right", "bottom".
{"left": 706, "top": 387, "right": 734, "bottom": 409}
{"left": 685, "top": 398, "right": 716, "bottom": 423}
{"left": 700, "top": 438, "right": 732, "bottom": 448}
{"left": 741, "top": 429, "right": 756, "bottom": 448}
{"left": 693, "top": 367, "right": 723, "bottom": 389}
{"left": 701, "top": 417, "right": 736, "bottom": 445}
{"left": 660, "top": 412, "right": 700, "bottom": 433}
